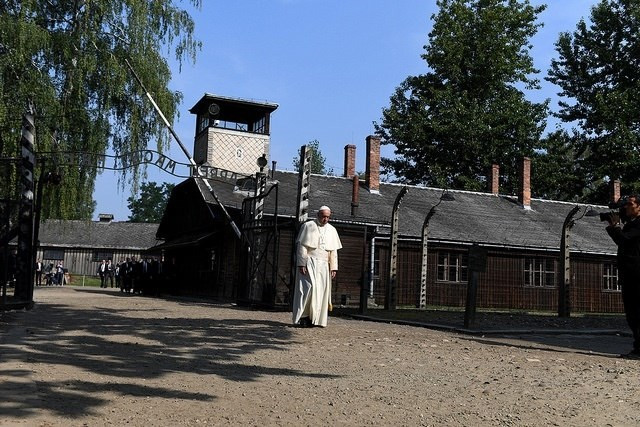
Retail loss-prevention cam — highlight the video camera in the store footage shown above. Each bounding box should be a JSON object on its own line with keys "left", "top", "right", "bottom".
{"left": 599, "top": 195, "right": 630, "bottom": 223}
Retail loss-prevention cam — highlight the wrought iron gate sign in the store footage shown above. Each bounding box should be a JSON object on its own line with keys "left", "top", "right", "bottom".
{"left": 39, "top": 150, "right": 242, "bottom": 181}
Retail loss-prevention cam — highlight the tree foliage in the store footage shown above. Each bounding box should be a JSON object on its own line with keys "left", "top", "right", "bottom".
{"left": 127, "top": 181, "right": 175, "bottom": 223}
{"left": 547, "top": 0, "right": 640, "bottom": 200}
{"left": 0, "top": 0, "right": 201, "bottom": 219}
{"left": 292, "top": 139, "right": 332, "bottom": 175}
{"left": 530, "top": 129, "right": 591, "bottom": 201}
{"left": 376, "top": 0, "right": 548, "bottom": 193}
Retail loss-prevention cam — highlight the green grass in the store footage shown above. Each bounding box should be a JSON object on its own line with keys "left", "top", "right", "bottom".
{"left": 68, "top": 275, "right": 102, "bottom": 287}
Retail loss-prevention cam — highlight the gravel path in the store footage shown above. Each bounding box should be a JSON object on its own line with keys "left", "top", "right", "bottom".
{"left": 1, "top": 286, "right": 639, "bottom": 426}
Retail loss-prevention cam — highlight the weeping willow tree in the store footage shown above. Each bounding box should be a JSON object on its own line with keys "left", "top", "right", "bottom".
{"left": 0, "top": 0, "right": 201, "bottom": 219}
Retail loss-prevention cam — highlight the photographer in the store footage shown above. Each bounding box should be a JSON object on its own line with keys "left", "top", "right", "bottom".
{"left": 605, "top": 195, "right": 640, "bottom": 358}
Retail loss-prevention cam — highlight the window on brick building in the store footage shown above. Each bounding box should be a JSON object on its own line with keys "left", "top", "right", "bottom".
{"left": 603, "top": 263, "right": 621, "bottom": 292}
{"left": 524, "top": 257, "right": 556, "bottom": 287}
{"left": 437, "top": 252, "right": 468, "bottom": 283}
{"left": 43, "top": 249, "right": 65, "bottom": 261}
{"left": 92, "top": 250, "right": 114, "bottom": 262}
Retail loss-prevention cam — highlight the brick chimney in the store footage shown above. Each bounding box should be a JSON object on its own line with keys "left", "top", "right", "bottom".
{"left": 610, "top": 179, "right": 621, "bottom": 204}
{"left": 344, "top": 144, "right": 356, "bottom": 179}
{"left": 489, "top": 164, "right": 500, "bottom": 195}
{"left": 351, "top": 175, "right": 359, "bottom": 216}
{"left": 518, "top": 157, "right": 531, "bottom": 209}
{"left": 365, "top": 135, "right": 380, "bottom": 193}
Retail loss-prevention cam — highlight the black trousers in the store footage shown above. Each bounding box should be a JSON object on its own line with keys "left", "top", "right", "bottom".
{"left": 619, "top": 260, "right": 640, "bottom": 350}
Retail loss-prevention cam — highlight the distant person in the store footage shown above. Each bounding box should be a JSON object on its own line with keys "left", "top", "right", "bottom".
{"left": 98, "top": 259, "right": 107, "bottom": 288}
{"left": 131, "top": 257, "right": 143, "bottom": 294}
{"left": 44, "top": 262, "right": 54, "bottom": 285}
{"left": 55, "top": 261, "right": 64, "bottom": 286}
{"left": 292, "top": 206, "right": 342, "bottom": 328}
{"left": 107, "top": 259, "right": 115, "bottom": 288}
{"left": 605, "top": 195, "right": 640, "bottom": 358}
{"left": 115, "top": 261, "right": 122, "bottom": 289}
{"left": 139, "top": 257, "right": 150, "bottom": 294}
{"left": 35, "top": 259, "right": 43, "bottom": 286}
{"left": 121, "top": 257, "right": 133, "bottom": 293}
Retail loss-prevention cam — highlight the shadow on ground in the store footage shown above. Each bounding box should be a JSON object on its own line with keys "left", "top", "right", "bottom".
{"left": 461, "top": 333, "right": 630, "bottom": 359}
{"left": 339, "top": 307, "right": 632, "bottom": 359}
{"left": 0, "top": 287, "right": 339, "bottom": 419}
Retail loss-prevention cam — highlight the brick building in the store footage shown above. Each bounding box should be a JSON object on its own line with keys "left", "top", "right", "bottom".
{"left": 155, "top": 130, "right": 622, "bottom": 314}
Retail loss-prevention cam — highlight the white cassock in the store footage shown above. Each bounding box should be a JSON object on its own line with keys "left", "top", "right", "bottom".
{"left": 292, "top": 219, "right": 342, "bottom": 327}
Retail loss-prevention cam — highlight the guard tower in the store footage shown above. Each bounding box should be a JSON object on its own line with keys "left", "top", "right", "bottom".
{"left": 189, "top": 93, "right": 278, "bottom": 176}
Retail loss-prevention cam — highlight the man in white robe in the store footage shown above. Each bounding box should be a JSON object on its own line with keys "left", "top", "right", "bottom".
{"left": 292, "top": 206, "right": 342, "bottom": 327}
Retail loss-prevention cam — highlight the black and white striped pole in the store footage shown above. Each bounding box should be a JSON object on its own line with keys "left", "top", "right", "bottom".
{"left": 254, "top": 154, "right": 268, "bottom": 222}
{"left": 15, "top": 104, "right": 36, "bottom": 305}
{"left": 295, "top": 145, "right": 312, "bottom": 225}
{"left": 290, "top": 145, "right": 312, "bottom": 290}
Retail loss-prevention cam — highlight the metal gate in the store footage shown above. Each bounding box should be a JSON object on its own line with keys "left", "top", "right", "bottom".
{"left": 239, "top": 172, "right": 280, "bottom": 306}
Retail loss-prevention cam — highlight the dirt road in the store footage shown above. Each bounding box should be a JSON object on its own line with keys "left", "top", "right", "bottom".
{"left": 1, "top": 286, "right": 639, "bottom": 426}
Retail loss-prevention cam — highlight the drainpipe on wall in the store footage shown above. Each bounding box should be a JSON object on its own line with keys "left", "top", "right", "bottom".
{"left": 369, "top": 233, "right": 378, "bottom": 299}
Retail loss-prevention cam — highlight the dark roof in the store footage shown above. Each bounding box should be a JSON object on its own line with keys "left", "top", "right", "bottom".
{"left": 171, "top": 171, "right": 617, "bottom": 256}
{"left": 37, "top": 220, "right": 161, "bottom": 250}
{"left": 189, "top": 93, "right": 278, "bottom": 123}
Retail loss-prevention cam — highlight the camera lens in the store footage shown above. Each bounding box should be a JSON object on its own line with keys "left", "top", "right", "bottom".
{"left": 599, "top": 212, "right": 612, "bottom": 222}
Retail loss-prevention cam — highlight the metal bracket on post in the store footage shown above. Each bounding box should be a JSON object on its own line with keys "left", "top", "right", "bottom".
{"left": 385, "top": 186, "right": 407, "bottom": 311}
{"left": 559, "top": 205, "right": 580, "bottom": 317}
{"left": 419, "top": 206, "right": 437, "bottom": 309}
{"left": 419, "top": 189, "right": 455, "bottom": 309}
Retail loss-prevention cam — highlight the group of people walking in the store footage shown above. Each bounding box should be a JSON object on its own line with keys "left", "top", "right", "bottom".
{"left": 34, "top": 256, "right": 164, "bottom": 294}
{"left": 99, "top": 257, "right": 163, "bottom": 295}
{"left": 35, "top": 260, "right": 66, "bottom": 286}
{"left": 97, "top": 259, "right": 115, "bottom": 288}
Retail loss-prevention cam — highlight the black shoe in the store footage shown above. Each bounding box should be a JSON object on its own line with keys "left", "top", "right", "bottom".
{"left": 298, "top": 317, "right": 311, "bottom": 328}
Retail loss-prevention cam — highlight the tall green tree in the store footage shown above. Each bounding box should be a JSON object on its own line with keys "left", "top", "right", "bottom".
{"left": 376, "top": 0, "right": 548, "bottom": 193}
{"left": 292, "top": 139, "right": 333, "bottom": 175}
{"left": 0, "top": 0, "right": 201, "bottom": 220}
{"left": 127, "top": 181, "right": 175, "bottom": 223}
{"left": 530, "top": 129, "right": 593, "bottom": 201}
{"left": 547, "top": 0, "right": 640, "bottom": 200}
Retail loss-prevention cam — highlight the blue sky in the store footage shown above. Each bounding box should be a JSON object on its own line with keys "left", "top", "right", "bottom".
{"left": 92, "top": 0, "right": 599, "bottom": 221}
